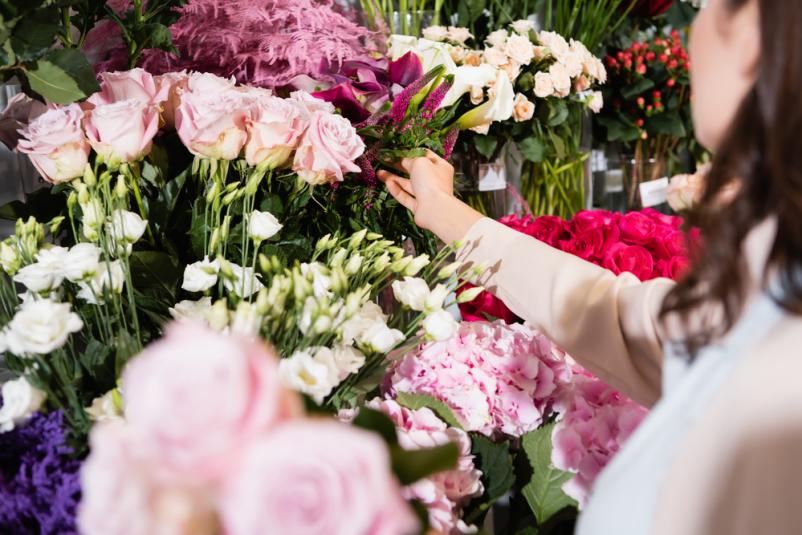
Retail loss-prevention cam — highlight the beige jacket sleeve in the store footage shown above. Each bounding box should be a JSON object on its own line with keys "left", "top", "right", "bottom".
{"left": 457, "top": 218, "right": 675, "bottom": 406}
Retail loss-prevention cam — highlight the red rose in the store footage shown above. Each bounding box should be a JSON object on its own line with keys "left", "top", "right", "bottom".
{"left": 603, "top": 243, "right": 655, "bottom": 280}
{"left": 619, "top": 211, "right": 657, "bottom": 246}
{"left": 641, "top": 208, "right": 683, "bottom": 229}
{"left": 650, "top": 227, "right": 688, "bottom": 260}
{"left": 457, "top": 283, "right": 519, "bottom": 324}
{"left": 631, "top": 0, "right": 674, "bottom": 17}
{"left": 656, "top": 256, "right": 691, "bottom": 280}
{"left": 570, "top": 210, "right": 619, "bottom": 235}
{"left": 499, "top": 214, "right": 533, "bottom": 234}
{"left": 528, "top": 215, "right": 566, "bottom": 247}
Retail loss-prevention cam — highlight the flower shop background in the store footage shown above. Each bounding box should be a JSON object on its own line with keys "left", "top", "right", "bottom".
{"left": 0, "top": 1, "right": 708, "bottom": 534}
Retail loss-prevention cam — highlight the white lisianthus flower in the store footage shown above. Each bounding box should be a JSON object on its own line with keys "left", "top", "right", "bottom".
{"left": 511, "top": 19, "right": 536, "bottom": 35}
{"left": 77, "top": 259, "right": 125, "bottom": 304}
{"left": 392, "top": 277, "right": 431, "bottom": 311}
{"left": 331, "top": 344, "right": 366, "bottom": 379}
{"left": 422, "top": 310, "right": 460, "bottom": 341}
{"left": 0, "top": 241, "right": 21, "bottom": 276}
{"left": 588, "top": 91, "right": 604, "bottom": 114}
{"left": 85, "top": 389, "right": 123, "bottom": 422}
{"left": 169, "top": 297, "right": 213, "bottom": 325}
{"left": 300, "top": 262, "right": 333, "bottom": 298}
{"left": 223, "top": 264, "right": 264, "bottom": 298}
{"left": 247, "top": 210, "right": 282, "bottom": 242}
{"left": 230, "top": 301, "right": 262, "bottom": 337}
{"left": 181, "top": 257, "right": 220, "bottom": 292}
{"left": 486, "top": 29, "right": 509, "bottom": 48}
{"left": 279, "top": 348, "right": 337, "bottom": 403}
{"left": 422, "top": 25, "right": 449, "bottom": 42}
{"left": 0, "top": 377, "right": 46, "bottom": 432}
{"left": 110, "top": 209, "right": 147, "bottom": 246}
{"left": 341, "top": 301, "right": 404, "bottom": 353}
{"left": 63, "top": 243, "right": 103, "bottom": 282}
{"left": 404, "top": 254, "right": 431, "bottom": 277}
{"left": 424, "top": 284, "right": 450, "bottom": 312}
{"left": 5, "top": 300, "right": 83, "bottom": 355}
{"left": 13, "top": 246, "right": 69, "bottom": 293}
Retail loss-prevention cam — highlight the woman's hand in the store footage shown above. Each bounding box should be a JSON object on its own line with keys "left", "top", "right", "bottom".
{"left": 377, "top": 150, "right": 483, "bottom": 244}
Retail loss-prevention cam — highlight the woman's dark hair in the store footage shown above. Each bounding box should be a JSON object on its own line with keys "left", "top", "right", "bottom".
{"left": 660, "top": 0, "right": 802, "bottom": 354}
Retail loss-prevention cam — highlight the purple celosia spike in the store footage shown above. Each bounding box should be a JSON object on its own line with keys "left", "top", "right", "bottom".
{"left": 356, "top": 155, "right": 377, "bottom": 186}
{"left": 420, "top": 80, "right": 452, "bottom": 120}
{"left": 443, "top": 127, "right": 460, "bottom": 160}
{"left": 390, "top": 67, "right": 443, "bottom": 124}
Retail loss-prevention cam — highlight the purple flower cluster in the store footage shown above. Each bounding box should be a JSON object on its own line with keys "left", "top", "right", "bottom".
{"left": 0, "top": 399, "right": 82, "bottom": 535}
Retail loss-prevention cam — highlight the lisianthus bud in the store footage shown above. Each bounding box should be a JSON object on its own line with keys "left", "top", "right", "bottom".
{"left": 437, "top": 261, "right": 462, "bottom": 280}
{"left": 110, "top": 210, "right": 147, "bottom": 245}
{"left": 424, "top": 284, "right": 450, "bottom": 312}
{"left": 348, "top": 229, "right": 368, "bottom": 250}
{"left": 345, "top": 254, "right": 364, "bottom": 276}
{"left": 456, "top": 285, "right": 485, "bottom": 303}
{"left": 208, "top": 299, "right": 230, "bottom": 331}
{"left": 247, "top": 210, "right": 283, "bottom": 242}
{"left": 404, "top": 254, "right": 430, "bottom": 277}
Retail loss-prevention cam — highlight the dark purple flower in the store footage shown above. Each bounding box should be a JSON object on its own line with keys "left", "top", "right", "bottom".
{"left": 443, "top": 127, "right": 460, "bottom": 160}
{"left": 421, "top": 79, "right": 452, "bottom": 119}
{"left": 0, "top": 402, "right": 82, "bottom": 535}
{"left": 313, "top": 83, "right": 372, "bottom": 123}
{"left": 389, "top": 52, "right": 423, "bottom": 87}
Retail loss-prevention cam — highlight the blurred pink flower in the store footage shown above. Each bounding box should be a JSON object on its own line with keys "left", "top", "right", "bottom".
{"left": 292, "top": 110, "right": 365, "bottom": 185}
{"left": 17, "top": 104, "right": 90, "bottom": 184}
{"left": 386, "top": 321, "right": 572, "bottom": 438}
{"left": 219, "top": 420, "right": 418, "bottom": 535}
{"left": 245, "top": 95, "right": 306, "bottom": 169}
{"left": 84, "top": 99, "right": 159, "bottom": 163}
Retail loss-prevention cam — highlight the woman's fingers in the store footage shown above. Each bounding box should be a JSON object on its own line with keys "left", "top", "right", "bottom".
{"left": 378, "top": 170, "right": 417, "bottom": 211}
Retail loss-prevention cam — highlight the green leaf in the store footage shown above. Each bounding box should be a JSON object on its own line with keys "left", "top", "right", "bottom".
{"left": 518, "top": 137, "right": 546, "bottom": 163}
{"left": 133, "top": 22, "right": 177, "bottom": 54}
{"left": 395, "top": 391, "right": 464, "bottom": 430}
{"left": 521, "top": 423, "right": 577, "bottom": 525}
{"left": 390, "top": 442, "right": 459, "bottom": 485}
{"left": 149, "top": 167, "right": 188, "bottom": 234}
{"left": 352, "top": 407, "right": 399, "bottom": 445}
{"left": 547, "top": 130, "right": 566, "bottom": 160}
{"left": 471, "top": 434, "right": 516, "bottom": 506}
{"left": 25, "top": 48, "right": 99, "bottom": 104}
{"left": 129, "top": 251, "right": 182, "bottom": 302}
{"left": 473, "top": 135, "right": 498, "bottom": 160}
{"left": 457, "top": 0, "right": 487, "bottom": 25}
{"left": 546, "top": 100, "right": 569, "bottom": 127}
{"left": 10, "top": 8, "right": 60, "bottom": 62}
{"left": 621, "top": 78, "right": 656, "bottom": 100}
{"left": 648, "top": 114, "right": 686, "bottom": 138}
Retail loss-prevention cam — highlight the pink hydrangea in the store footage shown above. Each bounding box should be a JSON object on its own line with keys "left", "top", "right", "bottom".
{"left": 385, "top": 321, "right": 572, "bottom": 438}
{"left": 364, "top": 398, "right": 484, "bottom": 535}
{"left": 551, "top": 371, "right": 648, "bottom": 506}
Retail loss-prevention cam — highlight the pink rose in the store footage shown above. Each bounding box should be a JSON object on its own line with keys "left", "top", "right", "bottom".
{"left": 84, "top": 99, "right": 159, "bottom": 164}
{"left": 245, "top": 95, "right": 306, "bottom": 169}
{"left": 176, "top": 87, "right": 250, "bottom": 160}
{"left": 0, "top": 93, "right": 47, "bottom": 149}
{"left": 650, "top": 227, "right": 688, "bottom": 260}
{"left": 89, "top": 68, "right": 170, "bottom": 107}
{"left": 78, "top": 421, "right": 219, "bottom": 535}
{"left": 618, "top": 211, "right": 657, "bottom": 246}
{"left": 289, "top": 90, "right": 336, "bottom": 116}
{"left": 155, "top": 71, "right": 189, "bottom": 129}
{"left": 656, "top": 255, "right": 691, "bottom": 280}
{"left": 122, "top": 322, "right": 299, "bottom": 480}
{"left": 570, "top": 210, "right": 620, "bottom": 235}
{"left": 186, "top": 72, "right": 237, "bottom": 94}
{"left": 560, "top": 227, "right": 609, "bottom": 262}
{"left": 602, "top": 243, "right": 654, "bottom": 280}
{"left": 292, "top": 110, "right": 365, "bottom": 185}
{"left": 17, "top": 104, "right": 90, "bottom": 184}
{"left": 641, "top": 207, "right": 683, "bottom": 229}
{"left": 528, "top": 215, "right": 567, "bottom": 247}
{"left": 219, "top": 420, "right": 419, "bottom": 535}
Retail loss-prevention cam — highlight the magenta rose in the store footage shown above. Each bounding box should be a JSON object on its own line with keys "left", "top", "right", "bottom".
{"left": 220, "top": 420, "right": 419, "bottom": 535}
{"left": 618, "top": 211, "right": 657, "bottom": 246}
{"left": 570, "top": 210, "right": 619, "bottom": 235}
{"left": 641, "top": 207, "right": 683, "bottom": 229}
{"left": 656, "top": 256, "right": 691, "bottom": 280}
{"left": 176, "top": 87, "right": 251, "bottom": 160}
{"left": 245, "top": 95, "right": 306, "bottom": 169}
{"left": 122, "top": 322, "right": 300, "bottom": 481}
{"left": 498, "top": 214, "right": 533, "bottom": 235}
{"left": 84, "top": 98, "right": 159, "bottom": 164}
{"left": 17, "top": 104, "right": 90, "bottom": 184}
{"left": 560, "top": 227, "right": 612, "bottom": 262}
{"left": 650, "top": 226, "right": 688, "bottom": 260}
{"left": 528, "top": 215, "right": 567, "bottom": 247}
{"left": 155, "top": 71, "right": 189, "bottom": 129}
{"left": 602, "top": 243, "right": 655, "bottom": 280}
{"left": 89, "top": 68, "right": 169, "bottom": 108}
{"left": 292, "top": 110, "right": 365, "bottom": 185}
{"left": 457, "top": 283, "right": 520, "bottom": 324}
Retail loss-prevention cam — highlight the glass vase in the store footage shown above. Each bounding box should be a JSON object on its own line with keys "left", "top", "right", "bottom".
{"left": 453, "top": 152, "right": 509, "bottom": 220}
{"left": 520, "top": 152, "right": 589, "bottom": 219}
{"left": 390, "top": 9, "right": 434, "bottom": 36}
{"left": 622, "top": 156, "right": 667, "bottom": 211}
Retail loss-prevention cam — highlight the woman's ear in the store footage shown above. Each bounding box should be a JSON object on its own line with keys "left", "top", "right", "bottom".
{"left": 731, "top": 0, "right": 761, "bottom": 78}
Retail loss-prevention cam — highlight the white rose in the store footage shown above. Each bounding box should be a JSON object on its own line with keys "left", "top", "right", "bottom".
{"left": 588, "top": 91, "right": 604, "bottom": 114}
{"left": 0, "top": 376, "right": 46, "bottom": 431}
{"left": 470, "top": 124, "right": 491, "bottom": 135}
{"left": 0, "top": 241, "right": 21, "bottom": 275}
{"left": 181, "top": 257, "right": 220, "bottom": 292}
{"left": 562, "top": 51, "right": 584, "bottom": 78}
{"left": 422, "top": 310, "right": 459, "bottom": 341}
{"left": 169, "top": 297, "right": 213, "bottom": 325}
{"left": 513, "top": 93, "right": 536, "bottom": 122}
{"left": 230, "top": 301, "right": 263, "bottom": 337}
{"left": 86, "top": 389, "right": 123, "bottom": 422}
{"left": 486, "top": 29, "right": 508, "bottom": 48}
{"left": 63, "top": 243, "right": 103, "bottom": 282}
{"left": 538, "top": 31, "right": 569, "bottom": 60}
{"left": 457, "top": 69, "right": 515, "bottom": 129}
{"left": 247, "top": 210, "right": 282, "bottom": 242}
{"left": 511, "top": 19, "right": 536, "bottom": 35}
{"left": 392, "top": 277, "right": 431, "bottom": 311}
{"left": 470, "top": 85, "right": 486, "bottom": 105}
{"left": 5, "top": 300, "right": 83, "bottom": 355}
{"left": 279, "top": 349, "right": 336, "bottom": 403}
{"left": 483, "top": 47, "right": 508, "bottom": 67}
{"left": 549, "top": 62, "right": 572, "bottom": 98}
{"left": 110, "top": 209, "right": 147, "bottom": 248}
{"left": 447, "top": 26, "right": 473, "bottom": 44}
{"left": 77, "top": 259, "right": 125, "bottom": 304}
{"left": 505, "top": 34, "right": 535, "bottom": 65}
{"left": 422, "top": 25, "right": 449, "bottom": 42}
{"left": 300, "top": 262, "right": 333, "bottom": 299}
{"left": 534, "top": 72, "right": 555, "bottom": 98}
{"left": 223, "top": 264, "right": 264, "bottom": 298}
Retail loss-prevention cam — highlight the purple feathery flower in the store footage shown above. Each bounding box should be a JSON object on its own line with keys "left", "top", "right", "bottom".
{"left": 0, "top": 399, "right": 82, "bottom": 535}
{"left": 390, "top": 67, "right": 444, "bottom": 124}
{"left": 443, "top": 128, "right": 460, "bottom": 160}
{"left": 355, "top": 155, "right": 377, "bottom": 186}
{"left": 420, "top": 80, "right": 452, "bottom": 120}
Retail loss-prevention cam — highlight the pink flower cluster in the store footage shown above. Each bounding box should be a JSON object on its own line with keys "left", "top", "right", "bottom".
{"left": 364, "top": 398, "right": 484, "bottom": 535}
{"left": 459, "top": 209, "right": 698, "bottom": 323}
{"left": 385, "top": 320, "right": 571, "bottom": 438}
{"left": 551, "top": 371, "right": 648, "bottom": 506}
{"left": 15, "top": 69, "right": 365, "bottom": 187}
{"left": 78, "top": 323, "right": 418, "bottom": 535}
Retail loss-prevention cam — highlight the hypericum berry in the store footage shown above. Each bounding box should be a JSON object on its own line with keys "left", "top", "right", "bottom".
{"left": 636, "top": 64, "right": 647, "bottom": 75}
{"left": 653, "top": 90, "right": 662, "bottom": 100}
{"left": 667, "top": 78, "right": 677, "bottom": 88}
{"left": 646, "top": 51, "right": 656, "bottom": 61}
{"left": 637, "top": 97, "right": 646, "bottom": 108}
{"left": 668, "top": 59, "right": 679, "bottom": 69}
{"left": 659, "top": 54, "right": 669, "bottom": 63}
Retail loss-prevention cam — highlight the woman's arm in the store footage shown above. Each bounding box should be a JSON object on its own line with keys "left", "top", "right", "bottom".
{"left": 379, "top": 152, "right": 673, "bottom": 406}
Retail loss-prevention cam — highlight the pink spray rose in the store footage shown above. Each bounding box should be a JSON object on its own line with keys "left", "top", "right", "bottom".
{"left": 245, "top": 95, "right": 306, "bottom": 169}
{"left": 17, "top": 104, "right": 90, "bottom": 184}
{"left": 365, "top": 398, "right": 484, "bottom": 534}
{"left": 155, "top": 71, "right": 189, "bottom": 129}
{"left": 84, "top": 99, "right": 159, "bottom": 163}
{"left": 88, "top": 67, "right": 170, "bottom": 107}
{"left": 219, "top": 420, "right": 419, "bottom": 535}
{"left": 122, "top": 322, "right": 300, "bottom": 481}
{"left": 176, "top": 87, "right": 251, "bottom": 160}
{"left": 78, "top": 421, "right": 220, "bottom": 535}
{"left": 292, "top": 110, "right": 365, "bottom": 185}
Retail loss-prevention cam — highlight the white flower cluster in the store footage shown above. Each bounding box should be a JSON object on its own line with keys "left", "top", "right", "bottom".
{"left": 0, "top": 376, "right": 46, "bottom": 432}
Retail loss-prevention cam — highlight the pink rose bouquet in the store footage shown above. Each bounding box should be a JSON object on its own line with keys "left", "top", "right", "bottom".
{"left": 17, "top": 104, "right": 90, "bottom": 184}
{"left": 84, "top": 99, "right": 160, "bottom": 164}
